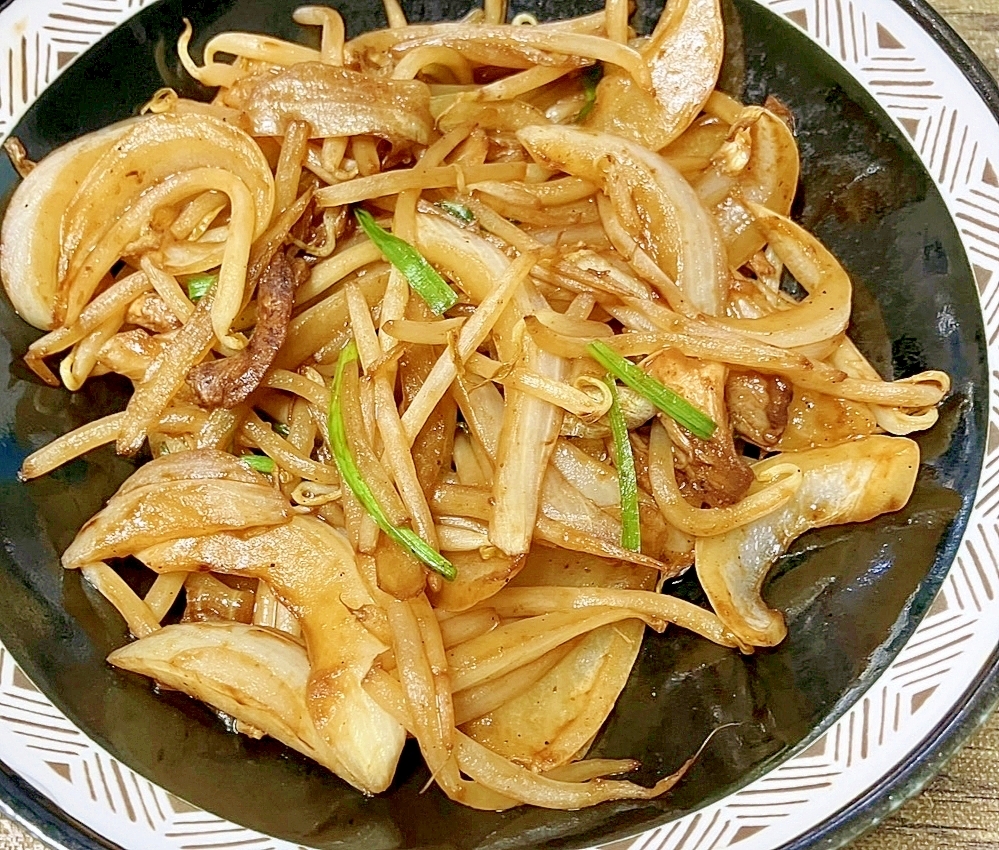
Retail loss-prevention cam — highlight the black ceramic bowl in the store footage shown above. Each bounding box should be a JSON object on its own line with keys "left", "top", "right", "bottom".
{"left": 0, "top": 1, "right": 990, "bottom": 849}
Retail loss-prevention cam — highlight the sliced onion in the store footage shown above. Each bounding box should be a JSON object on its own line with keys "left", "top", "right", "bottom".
{"left": 61, "top": 449, "right": 290, "bottom": 569}
{"left": 585, "top": 0, "right": 723, "bottom": 150}
{"left": 61, "top": 113, "right": 273, "bottom": 280}
{"left": 518, "top": 125, "right": 728, "bottom": 316}
{"left": 134, "top": 516, "right": 406, "bottom": 794}
{"left": 0, "top": 120, "right": 135, "bottom": 329}
{"left": 714, "top": 204, "right": 851, "bottom": 348}
{"left": 225, "top": 63, "right": 434, "bottom": 145}
{"left": 695, "top": 436, "right": 920, "bottom": 647}
{"left": 109, "top": 621, "right": 354, "bottom": 776}
{"left": 696, "top": 108, "right": 800, "bottom": 267}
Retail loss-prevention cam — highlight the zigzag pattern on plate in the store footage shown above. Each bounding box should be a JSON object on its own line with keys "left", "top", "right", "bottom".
{"left": 0, "top": 1, "right": 995, "bottom": 850}
{"left": 0, "top": 0, "right": 151, "bottom": 132}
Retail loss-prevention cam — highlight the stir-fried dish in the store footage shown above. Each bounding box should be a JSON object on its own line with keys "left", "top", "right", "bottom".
{"left": 0, "top": 0, "right": 949, "bottom": 810}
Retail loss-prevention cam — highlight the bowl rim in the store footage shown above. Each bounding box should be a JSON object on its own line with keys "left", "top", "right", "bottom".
{"left": 0, "top": 0, "right": 997, "bottom": 849}
{"left": 777, "top": 3, "right": 999, "bottom": 846}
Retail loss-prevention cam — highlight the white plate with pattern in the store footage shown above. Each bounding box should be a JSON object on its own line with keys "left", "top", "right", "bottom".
{"left": 0, "top": 0, "right": 996, "bottom": 848}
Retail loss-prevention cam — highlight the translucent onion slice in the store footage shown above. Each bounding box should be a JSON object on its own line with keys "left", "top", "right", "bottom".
{"left": 61, "top": 449, "right": 290, "bottom": 570}
{"left": 714, "top": 204, "right": 852, "bottom": 348}
{"left": 460, "top": 549, "right": 657, "bottom": 772}
{"left": 461, "top": 622, "right": 646, "bottom": 771}
{"left": 695, "top": 435, "right": 920, "bottom": 647}
{"left": 135, "top": 516, "right": 406, "bottom": 794}
{"left": 109, "top": 621, "right": 353, "bottom": 775}
{"left": 696, "top": 107, "right": 800, "bottom": 268}
{"left": 0, "top": 120, "right": 134, "bottom": 329}
{"left": 225, "top": 62, "right": 434, "bottom": 144}
{"left": 518, "top": 125, "right": 728, "bottom": 316}
{"left": 61, "top": 113, "right": 273, "bottom": 284}
{"left": 585, "top": 0, "right": 723, "bottom": 150}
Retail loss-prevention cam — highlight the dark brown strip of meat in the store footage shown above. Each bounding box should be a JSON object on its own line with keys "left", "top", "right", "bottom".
{"left": 187, "top": 252, "right": 297, "bottom": 409}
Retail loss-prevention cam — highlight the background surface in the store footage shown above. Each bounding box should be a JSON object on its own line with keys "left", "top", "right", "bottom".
{"left": 0, "top": 1, "right": 997, "bottom": 849}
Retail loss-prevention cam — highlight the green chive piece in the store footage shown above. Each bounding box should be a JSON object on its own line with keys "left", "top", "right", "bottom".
{"left": 240, "top": 454, "right": 275, "bottom": 474}
{"left": 587, "top": 341, "right": 717, "bottom": 440}
{"left": 273, "top": 422, "right": 291, "bottom": 438}
{"left": 575, "top": 63, "right": 603, "bottom": 122}
{"left": 186, "top": 272, "right": 218, "bottom": 302}
{"left": 604, "top": 375, "right": 641, "bottom": 552}
{"left": 354, "top": 208, "right": 458, "bottom": 316}
{"left": 438, "top": 199, "right": 476, "bottom": 225}
{"left": 328, "top": 341, "right": 457, "bottom": 581}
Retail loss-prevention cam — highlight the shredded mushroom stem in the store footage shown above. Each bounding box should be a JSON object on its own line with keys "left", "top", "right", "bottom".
{"left": 695, "top": 436, "right": 921, "bottom": 647}
{"left": 648, "top": 422, "right": 803, "bottom": 537}
{"left": 518, "top": 125, "right": 729, "bottom": 316}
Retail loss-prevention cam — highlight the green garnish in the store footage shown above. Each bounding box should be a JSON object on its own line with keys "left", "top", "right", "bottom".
{"left": 575, "top": 63, "right": 603, "bottom": 122}
{"left": 438, "top": 199, "right": 476, "bottom": 225}
{"left": 354, "top": 208, "right": 458, "bottom": 316}
{"left": 587, "top": 341, "right": 717, "bottom": 440}
{"left": 240, "top": 454, "right": 275, "bottom": 474}
{"left": 604, "top": 375, "right": 641, "bottom": 552}
{"left": 273, "top": 422, "right": 291, "bottom": 438}
{"left": 329, "top": 341, "right": 457, "bottom": 581}
{"left": 185, "top": 272, "right": 217, "bottom": 302}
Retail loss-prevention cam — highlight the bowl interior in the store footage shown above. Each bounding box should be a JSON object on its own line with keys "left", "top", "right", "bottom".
{"left": 0, "top": 0, "right": 988, "bottom": 848}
